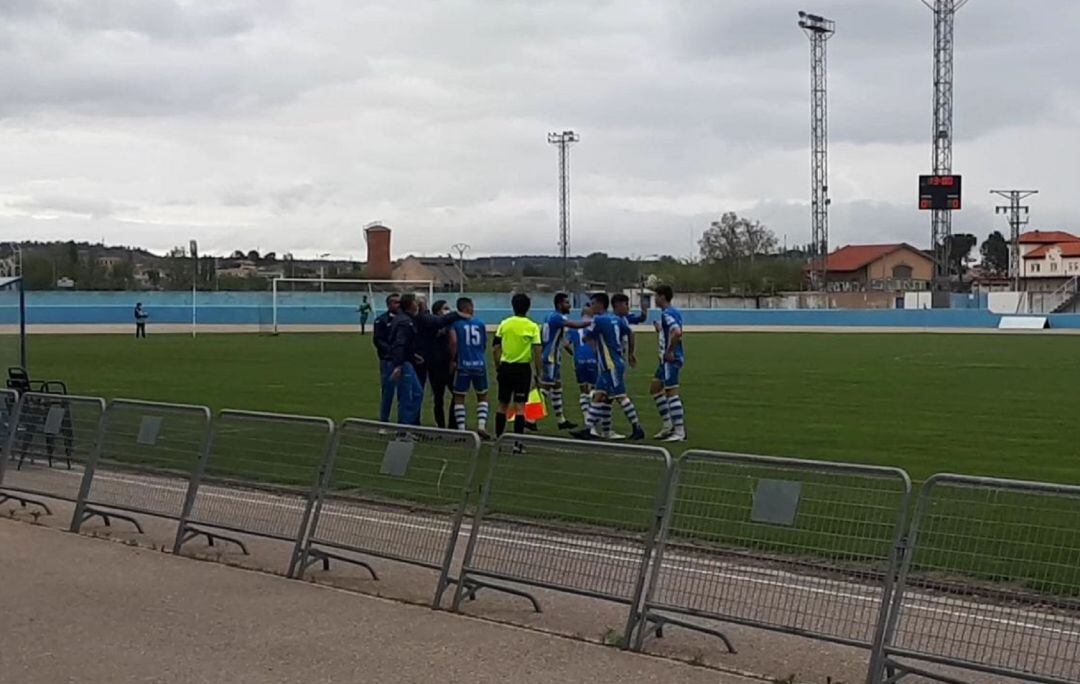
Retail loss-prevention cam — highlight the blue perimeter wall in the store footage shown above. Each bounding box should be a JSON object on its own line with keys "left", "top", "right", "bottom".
{"left": 5, "top": 291, "right": 1080, "bottom": 330}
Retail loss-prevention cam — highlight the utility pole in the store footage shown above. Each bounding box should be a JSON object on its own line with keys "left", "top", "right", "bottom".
{"left": 798, "top": 11, "right": 835, "bottom": 292}
{"left": 451, "top": 242, "right": 470, "bottom": 294}
{"left": 991, "top": 190, "right": 1037, "bottom": 290}
{"left": 547, "top": 130, "right": 580, "bottom": 291}
{"left": 923, "top": 0, "right": 969, "bottom": 289}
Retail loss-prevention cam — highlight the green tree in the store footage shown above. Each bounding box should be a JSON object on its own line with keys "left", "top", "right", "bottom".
{"left": 980, "top": 231, "right": 1010, "bottom": 275}
{"left": 945, "top": 233, "right": 978, "bottom": 276}
{"left": 21, "top": 253, "right": 56, "bottom": 290}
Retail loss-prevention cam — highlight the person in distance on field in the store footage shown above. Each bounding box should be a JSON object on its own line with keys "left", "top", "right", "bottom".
{"left": 134, "top": 302, "right": 149, "bottom": 338}
{"left": 539, "top": 292, "right": 592, "bottom": 430}
{"left": 373, "top": 293, "right": 401, "bottom": 422}
{"left": 357, "top": 295, "right": 373, "bottom": 335}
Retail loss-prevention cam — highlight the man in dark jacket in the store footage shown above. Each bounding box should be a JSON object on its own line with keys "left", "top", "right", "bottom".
{"left": 388, "top": 294, "right": 423, "bottom": 425}
{"left": 373, "top": 293, "right": 401, "bottom": 422}
{"left": 411, "top": 297, "right": 461, "bottom": 428}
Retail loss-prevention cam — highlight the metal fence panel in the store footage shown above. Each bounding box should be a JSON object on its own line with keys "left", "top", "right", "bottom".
{"left": 72, "top": 399, "right": 211, "bottom": 531}
{"left": 876, "top": 474, "right": 1080, "bottom": 684}
{"left": 0, "top": 389, "right": 17, "bottom": 449}
{"left": 174, "top": 410, "right": 334, "bottom": 574}
{"left": 0, "top": 392, "right": 106, "bottom": 509}
{"left": 453, "top": 434, "right": 672, "bottom": 641}
{"left": 300, "top": 419, "right": 481, "bottom": 606}
{"left": 638, "top": 450, "right": 910, "bottom": 653}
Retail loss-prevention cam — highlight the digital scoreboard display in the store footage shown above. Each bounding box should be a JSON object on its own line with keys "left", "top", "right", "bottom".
{"left": 919, "top": 174, "right": 962, "bottom": 210}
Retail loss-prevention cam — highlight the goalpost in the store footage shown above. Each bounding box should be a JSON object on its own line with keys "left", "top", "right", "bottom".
{"left": 269, "top": 277, "right": 435, "bottom": 334}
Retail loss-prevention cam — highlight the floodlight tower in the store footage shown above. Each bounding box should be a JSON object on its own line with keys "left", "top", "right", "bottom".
{"left": 991, "top": 189, "right": 1037, "bottom": 290}
{"left": 547, "top": 130, "right": 580, "bottom": 289}
{"left": 798, "top": 11, "right": 835, "bottom": 292}
{"left": 923, "top": 0, "right": 969, "bottom": 288}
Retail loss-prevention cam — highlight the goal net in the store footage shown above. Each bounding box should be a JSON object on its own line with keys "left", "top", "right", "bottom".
{"left": 265, "top": 278, "right": 435, "bottom": 334}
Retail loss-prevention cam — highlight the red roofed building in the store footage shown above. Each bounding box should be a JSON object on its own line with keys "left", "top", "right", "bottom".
{"left": 1019, "top": 230, "right": 1080, "bottom": 291}
{"left": 812, "top": 243, "right": 934, "bottom": 291}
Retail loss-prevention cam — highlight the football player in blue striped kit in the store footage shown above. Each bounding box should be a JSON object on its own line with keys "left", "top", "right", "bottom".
{"left": 565, "top": 304, "right": 596, "bottom": 422}
{"left": 571, "top": 293, "right": 645, "bottom": 441}
{"left": 540, "top": 293, "right": 591, "bottom": 430}
{"left": 448, "top": 297, "right": 491, "bottom": 439}
{"left": 651, "top": 284, "right": 686, "bottom": 441}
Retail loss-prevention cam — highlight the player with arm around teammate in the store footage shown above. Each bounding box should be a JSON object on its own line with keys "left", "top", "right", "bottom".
{"left": 570, "top": 293, "right": 645, "bottom": 442}
{"left": 651, "top": 284, "right": 686, "bottom": 441}
{"left": 539, "top": 292, "right": 591, "bottom": 430}
{"left": 448, "top": 297, "right": 491, "bottom": 439}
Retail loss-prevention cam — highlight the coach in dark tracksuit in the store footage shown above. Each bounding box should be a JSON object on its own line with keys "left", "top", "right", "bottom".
{"left": 388, "top": 294, "right": 423, "bottom": 426}
{"left": 413, "top": 299, "right": 461, "bottom": 429}
{"left": 373, "top": 293, "right": 401, "bottom": 423}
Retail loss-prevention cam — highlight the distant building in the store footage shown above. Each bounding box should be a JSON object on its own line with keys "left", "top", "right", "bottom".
{"left": 216, "top": 259, "right": 259, "bottom": 278}
{"left": 1017, "top": 230, "right": 1080, "bottom": 292}
{"left": 814, "top": 243, "right": 934, "bottom": 292}
{"left": 364, "top": 223, "right": 392, "bottom": 279}
{"left": 393, "top": 256, "right": 465, "bottom": 291}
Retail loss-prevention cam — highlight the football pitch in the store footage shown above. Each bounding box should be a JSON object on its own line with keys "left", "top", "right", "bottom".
{"left": 27, "top": 330, "right": 1080, "bottom": 485}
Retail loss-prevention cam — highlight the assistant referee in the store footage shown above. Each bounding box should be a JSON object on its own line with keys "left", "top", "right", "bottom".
{"left": 493, "top": 293, "right": 542, "bottom": 438}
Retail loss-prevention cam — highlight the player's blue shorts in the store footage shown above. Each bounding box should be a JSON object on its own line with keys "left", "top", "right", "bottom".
{"left": 453, "top": 370, "right": 489, "bottom": 394}
{"left": 575, "top": 362, "right": 598, "bottom": 386}
{"left": 596, "top": 363, "right": 627, "bottom": 397}
{"left": 541, "top": 361, "right": 562, "bottom": 385}
{"left": 654, "top": 361, "right": 682, "bottom": 388}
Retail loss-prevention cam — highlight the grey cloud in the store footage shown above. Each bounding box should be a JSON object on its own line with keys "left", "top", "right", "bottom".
{"left": 7, "top": 195, "right": 135, "bottom": 219}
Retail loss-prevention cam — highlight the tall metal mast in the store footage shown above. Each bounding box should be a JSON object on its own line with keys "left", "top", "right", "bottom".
{"left": 798, "top": 11, "right": 835, "bottom": 291}
{"left": 924, "top": 0, "right": 968, "bottom": 287}
{"left": 547, "top": 130, "right": 580, "bottom": 290}
{"left": 991, "top": 189, "right": 1037, "bottom": 290}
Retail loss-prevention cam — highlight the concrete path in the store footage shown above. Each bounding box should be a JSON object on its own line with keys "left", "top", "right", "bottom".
{"left": 0, "top": 520, "right": 745, "bottom": 684}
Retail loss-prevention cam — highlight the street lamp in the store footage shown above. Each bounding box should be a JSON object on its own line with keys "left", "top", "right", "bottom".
{"left": 451, "top": 243, "right": 470, "bottom": 294}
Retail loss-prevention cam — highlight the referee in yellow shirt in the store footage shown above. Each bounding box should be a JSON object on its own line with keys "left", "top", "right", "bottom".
{"left": 493, "top": 293, "right": 543, "bottom": 438}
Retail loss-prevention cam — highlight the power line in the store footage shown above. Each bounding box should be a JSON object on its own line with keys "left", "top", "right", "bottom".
{"left": 547, "top": 130, "right": 580, "bottom": 290}
{"left": 798, "top": 11, "right": 835, "bottom": 292}
{"left": 991, "top": 190, "right": 1037, "bottom": 290}
{"left": 451, "top": 242, "right": 471, "bottom": 294}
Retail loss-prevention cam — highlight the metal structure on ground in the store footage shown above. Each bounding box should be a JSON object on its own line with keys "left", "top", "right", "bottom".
{"left": 547, "top": 130, "right": 580, "bottom": 291}
{"left": 450, "top": 243, "right": 470, "bottom": 294}
{"left": 174, "top": 410, "right": 335, "bottom": 577}
{"left": 798, "top": 11, "right": 835, "bottom": 292}
{"left": 923, "top": 0, "right": 969, "bottom": 288}
{"left": 872, "top": 474, "right": 1080, "bottom": 684}
{"left": 299, "top": 419, "right": 483, "bottom": 607}
{"left": 452, "top": 434, "right": 673, "bottom": 644}
{"left": 991, "top": 189, "right": 1038, "bottom": 290}
{"left": 635, "top": 450, "right": 911, "bottom": 669}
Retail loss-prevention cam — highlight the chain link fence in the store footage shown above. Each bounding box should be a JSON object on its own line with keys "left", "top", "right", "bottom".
{"left": 873, "top": 474, "right": 1080, "bottom": 684}
{"left": 452, "top": 434, "right": 672, "bottom": 642}
{"left": 636, "top": 451, "right": 911, "bottom": 655}
{"left": 72, "top": 399, "right": 212, "bottom": 533}
{"left": 174, "top": 410, "right": 335, "bottom": 576}
{"left": 300, "top": 419, "right": 481, "bottom": 606}
{"left": 0, "top": 392, "right": 106, "bottom": 515}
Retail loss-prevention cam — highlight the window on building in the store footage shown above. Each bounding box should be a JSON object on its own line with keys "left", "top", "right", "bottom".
{"left": 1032, "top": 263, "right": 1041, "bottom": 273}
{"left": 892, "top": 264, "right": 914, "bottom": 279}
{"left": 1051, "top": 262, "right": 1059, "bottom": 272}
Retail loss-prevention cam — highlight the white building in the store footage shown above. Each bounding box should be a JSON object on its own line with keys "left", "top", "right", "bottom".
{"left": 1018, "top": 230, "right": 1080, "bottom": 292}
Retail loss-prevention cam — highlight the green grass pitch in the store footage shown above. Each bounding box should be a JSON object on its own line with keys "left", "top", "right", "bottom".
{"left": 27, "top": 330, "right": 1080, "bottom": 485}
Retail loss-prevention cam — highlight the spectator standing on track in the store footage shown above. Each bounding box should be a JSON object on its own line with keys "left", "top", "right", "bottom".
{"left": 373, "top": 293, "right": 401, "bottom": 422}
{"left": 492, "top": 293, "right": 542, "bottom": 441}
{"left": 134, "top": 302, "right": 149, "bottom": 338}
{"left": 357, "top": 295, "right": 373, "bottom": 335}
{"left": 388, "top": 294, "right": 424, "bottom": 425}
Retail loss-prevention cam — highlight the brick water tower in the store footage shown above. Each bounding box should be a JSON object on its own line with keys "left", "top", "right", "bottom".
{"left": 364, "top": 222, "right": 392, "bottom": 279}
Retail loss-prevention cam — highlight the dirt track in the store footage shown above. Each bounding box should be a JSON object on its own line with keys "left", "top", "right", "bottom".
{"left": 0, "top": 519, "right": 757, "bottom": 684}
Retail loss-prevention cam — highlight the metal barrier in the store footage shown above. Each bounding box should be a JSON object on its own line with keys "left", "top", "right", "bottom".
{"left": 71, "top": 399, "right": 212, "bottom": 533}
{"left": 452, "top": 434, "right": 672, "bottom": 643}
{"left": 174, "top": 410, "right": 335, "bottom": 576}
{"left": 636, "top": 451, "right": 910, "bottom": 657}
{"left": 299, "top": 419, "right": 481, "bottom": 607}
{"left": 0, "top": 392, "right": 106, "bottom": 515}
{"left": 872, "top": 474, "right": 1080, "bottom": 684}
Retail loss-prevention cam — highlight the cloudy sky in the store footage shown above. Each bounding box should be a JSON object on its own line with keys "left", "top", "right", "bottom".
{"left": 1, "top": 0, "right": 1077, "bottom": 259}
